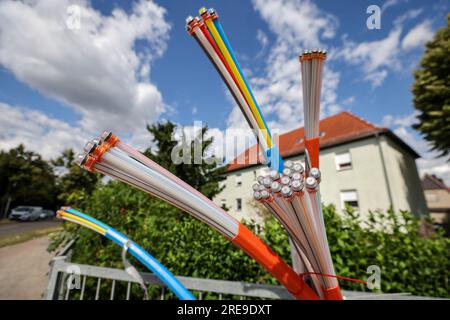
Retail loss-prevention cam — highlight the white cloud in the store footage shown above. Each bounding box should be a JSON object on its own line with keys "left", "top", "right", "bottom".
{"left": 394, "top": 8, "right": 424, "bottom": 26}
{"left": 240, "top": 0, "right": 342, "bottom": 133}
{"left": 0, "top": 0, "right": 170, "bottom": 137}
{"left": 402, "top": 20, "right": 434, "bottom": 50}
{"left": 0, "top": 103, "right": 88, "bottom": 159}
{"left": 336, "top": 14, "right": 437, "bottom": 88}
{"left": 256, "top": 29, "right": 269, "bottom": 49}
{"left": 382, "top": 0, "right": 408, "bottom": 12}
{"left": 337, "top": 28, "right": 402, "bottom": 87}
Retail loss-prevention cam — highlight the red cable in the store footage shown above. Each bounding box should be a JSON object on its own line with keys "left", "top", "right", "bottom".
{"left": 198, "top": 23, "right": 253, "bottom": 113}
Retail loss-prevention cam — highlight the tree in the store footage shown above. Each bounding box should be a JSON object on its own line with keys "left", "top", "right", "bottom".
{"left": 52, "top": 148, "right": 99, "bottom": 207}
{"left": 0, "top": 145, "right": 58, "bottom": 215}
{"left": 144, "top": 122, "right": 226, "bottom": 199}
{"left": 412, "top": 14, "right": 450, "bottom": 157}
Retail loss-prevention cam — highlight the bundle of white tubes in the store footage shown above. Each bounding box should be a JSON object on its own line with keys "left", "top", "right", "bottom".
{"left": 75, "top": 131, "right": 320, "bottom": 300}
{"left": 252, "top": 160, "right": 342, "bottom": 299}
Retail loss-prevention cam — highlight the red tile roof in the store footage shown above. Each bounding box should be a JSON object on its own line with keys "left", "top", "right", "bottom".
{"left": 227, "top": 111, "right": 418, "bottom": 172}
{"left": 422, "top": 174, "right": 449, "bottom": 190}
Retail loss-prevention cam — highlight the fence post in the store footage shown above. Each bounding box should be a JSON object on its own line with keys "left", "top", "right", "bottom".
{"left": 45, "top": 256, "right": 67, "bottom": 300}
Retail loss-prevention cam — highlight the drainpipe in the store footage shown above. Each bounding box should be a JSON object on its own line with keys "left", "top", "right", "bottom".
{"left": 376, "top": 133, "right": 394, "bottom": 210}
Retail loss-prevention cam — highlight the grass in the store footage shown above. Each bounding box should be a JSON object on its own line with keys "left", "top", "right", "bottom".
{"left": 0, "top": 219, "right": 16, "bottom": 225}
{"left": 0, "top": 226, "right": 63, "bottom": 248}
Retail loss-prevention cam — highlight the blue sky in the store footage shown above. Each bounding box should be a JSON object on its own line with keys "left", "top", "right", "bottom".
{"left": 0, "top": 0, "right": 449, "bottom": 182}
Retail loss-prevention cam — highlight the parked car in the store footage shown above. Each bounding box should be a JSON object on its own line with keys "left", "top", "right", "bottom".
{"left": 9, "top": 206, "right": 43, "bottom": 221}
{"left": 39, "top": 209, "right": 55, "bottom": 220}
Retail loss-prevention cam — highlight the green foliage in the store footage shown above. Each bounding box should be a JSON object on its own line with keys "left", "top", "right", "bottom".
{"left": 0, "top": 145, "right": 58, "bottom": 212}
{"left": 144, "top": 122, "right": 226, "bottom": 199}
{"left": 52, "top": 148, "right": 99, "bottom": 207}
{"left": 50, "top": 180, "right": 450, "bottom": 298}
{"left": 412, "top": 14, "right": 450, "bottom": 157}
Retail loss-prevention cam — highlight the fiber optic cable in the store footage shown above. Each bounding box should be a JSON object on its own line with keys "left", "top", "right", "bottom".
{"left": 200, "top": 8, "right": 270, "bottom": 143}
{"left": 187, "top": 17, "right": 269, "bottom": 155}
{"left": 57, "top": 207, "right": 195, "bottom": 300}
{"left": 299, "top": 50, "right": 326, "bottom": 170}
{"left": 187, "top": 9, "right": 283, "bottom": 172}
{"left": 77, "top": 133, "right": 319, "bottom": 300}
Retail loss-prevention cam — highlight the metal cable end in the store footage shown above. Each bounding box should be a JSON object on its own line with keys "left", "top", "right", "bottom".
{"left": 75, "top": 153, "right": 88, "bottom": 167}
{"left": 263, "top": 177, "right": 273, "bottom": 188}
{"left": 261, "top": 190, "right": 270, "bottom": 199}
{"left": 293, "top": 163, "right": 304, "bottom": 174}
{"left": 280, "top": 176, "right": 291, "bottom": 186}
{"left": 291, "top": 179, "right": 304, "bottom": 192}
{"left": 284, "top": 160, "right": 293, "bottom": 168}
{"left": 252, "top": 183, "right": 260, "bottom": 191}
{"left": 292, "top": 172, "right": 303, "bottom": 181}
{"left": 253, "top": 191, "right": 262, "bottom": 201}
{"left": 309, "top": 168, "right": 321, "bottom": 181}
{"left": 269, "top": 170, "right": 280, "bottom": 181}
{"left": 185, "top": 16, "right": 194, "bottom": 25}
{"left": 271, "top": 181, "right": 282, "bottom": 193}
{"left": 305, "top": 176, "right": 318, "bottom": 190}
{"left": 282, "top": 168, "right": 293, "bottom": 177}
{"left": 100, "top": 130, "right": 112, "bottom": 143}
{"left": 257, "top": 175, "right": 265, "bottom": 184}
{"left": 281, "top": 186, "right": 293, "bottom": 198}
{"left": 83, "top": 140, "right": 97, "bottom": 155}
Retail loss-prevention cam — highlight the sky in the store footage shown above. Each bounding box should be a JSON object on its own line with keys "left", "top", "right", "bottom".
{"left": 0, "top": 0, "right": 449, "bottom": 183}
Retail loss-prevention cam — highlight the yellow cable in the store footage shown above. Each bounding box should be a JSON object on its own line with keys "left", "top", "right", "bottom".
{"left": 59, "top": 211, "right": 107, "bottom": 235}
{"left": 203, "top": 17, "right": 273, "bottom": 148}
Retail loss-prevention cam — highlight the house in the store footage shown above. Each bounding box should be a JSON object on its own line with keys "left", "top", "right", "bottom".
{"left": 422, "top": 174, "right": 450, "bottom": 233}
{"left": 214, "top": 111, "right": 428, "bottom": 222}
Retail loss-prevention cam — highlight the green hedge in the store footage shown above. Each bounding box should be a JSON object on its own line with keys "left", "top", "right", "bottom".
{"left": 50, "top": 181, "right": 450, "bottom": 298}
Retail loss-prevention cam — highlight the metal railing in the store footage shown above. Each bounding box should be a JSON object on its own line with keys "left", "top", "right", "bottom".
{"left": 44, "top": 241, "right": 444, "bottom": 300}
{"left": 45, "top": 255, "right": 295, "bottom": 300}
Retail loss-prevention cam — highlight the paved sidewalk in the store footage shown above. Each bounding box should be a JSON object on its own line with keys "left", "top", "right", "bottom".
{"left": 0, "top": 236, "right": 54, "bottom": 299}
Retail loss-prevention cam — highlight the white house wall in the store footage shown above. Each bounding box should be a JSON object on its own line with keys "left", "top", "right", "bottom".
{"left": 214, "top": 135, "right": 427, "bottom": 222}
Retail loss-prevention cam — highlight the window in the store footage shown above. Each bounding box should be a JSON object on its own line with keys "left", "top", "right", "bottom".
{"left": 220, "top": 199, "right": 226, "bottom": 208}
{"left": 236, "top": 198, "right": 242, "bottom": 211}
{"left": 335, "top": 152, "right": 352, "bottom": 170}
{"left": 235, "top": 174, "right": 242, "bottom": 187}
{"left": 340, "top": 190, "right": 359, "bottom": 210}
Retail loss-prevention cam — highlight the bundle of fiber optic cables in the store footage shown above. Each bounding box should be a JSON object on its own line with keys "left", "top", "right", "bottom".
{"left": 187, "top": 7, "right": 342, "bottom": 300}
{"left": 300, "top": 50, "right": 326, "bottom": 171}
{"left": 76, "top": 131, "right": 319, "bottom": 300}
{"left": 57, "top": 207, "right": 195, "bottom": 300}
{"left": 253, "top": 164, "right": 342, "bottom": 299}
{"left": 186, "top": 7, "right": 283, "bottom": 173}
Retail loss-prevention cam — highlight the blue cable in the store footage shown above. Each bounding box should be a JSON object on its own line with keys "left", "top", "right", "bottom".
{"left": 66, "top": 208, "right": 195, "bottom": 300}
{"left": 65, "top": 207, "right": 110, "bottom": 230}
{"left": 213, "top": 19, "right": 284, "bottom": 172}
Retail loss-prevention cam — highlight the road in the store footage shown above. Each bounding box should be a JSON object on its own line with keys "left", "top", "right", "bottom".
{"left": 0, "top": 236, "right": 54, "bottom": 299}
{"left": 0, "top": 220, "right": 61, "bottom": 239}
